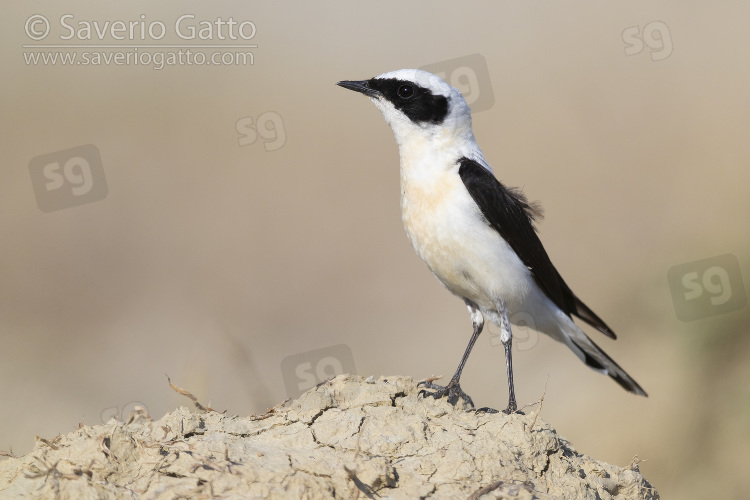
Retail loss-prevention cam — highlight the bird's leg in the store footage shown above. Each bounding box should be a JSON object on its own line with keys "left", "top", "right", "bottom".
{"left": 498, "top": 299, "right": 518, "bottom": 413}
{"left": 418, "top": 301, "right": 483, "bottom": 409}
{"left": 475, "top": 298, "right": 519, "bottom": 414}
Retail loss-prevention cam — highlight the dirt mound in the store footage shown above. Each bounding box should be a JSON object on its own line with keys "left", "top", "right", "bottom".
{"left": 0, "top": 375, "right": 658, "bottom": 499}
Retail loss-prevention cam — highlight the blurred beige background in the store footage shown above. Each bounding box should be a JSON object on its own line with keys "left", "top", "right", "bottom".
{"left": 2, "top": 2, "right": 749, "bottom": 498}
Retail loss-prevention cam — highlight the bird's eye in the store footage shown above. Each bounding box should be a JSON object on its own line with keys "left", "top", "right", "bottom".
{"left": 397, "top": 84, "right": 414, "bottom": 99}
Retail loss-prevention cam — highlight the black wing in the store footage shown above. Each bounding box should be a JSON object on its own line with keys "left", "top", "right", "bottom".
{"left": 457, "top": 158, "right": 616, "bottom": 339}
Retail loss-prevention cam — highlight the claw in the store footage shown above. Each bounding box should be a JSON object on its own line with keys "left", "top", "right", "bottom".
{"left": 473, "top": 407, "right": 498, "bottom": 414}
{"left": 417, "top": 378, "right": 475, "bottom": 408}
{"left": 503, "top": 400, "right": 520, "bottom": 415}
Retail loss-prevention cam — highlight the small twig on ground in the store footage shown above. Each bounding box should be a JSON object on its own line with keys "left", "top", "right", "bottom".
{"left": 418, "top": 375, "right": 444, "bottom": 385}
{"left": 469, "top": 480, "right": 514, "bottom": 500}
{"left": 528, "top": 374, "right": 549, "bottom": 432}
{"left": 35, "top": 436, "right": 60, "bottom": 450}
{"left": 468, "top": 480, "right": 536, "bottom": 500}
{"left": 629, "top": 454, "right": 647, "bottom": 470}
{"left": 468, "top": 480, "right": 504, "bottom": 500}
{"left": 165, "top": 374, "right": 218, "bottom": 413}
{"left": 250, "top": 398, "right": 291, "bottom": 421}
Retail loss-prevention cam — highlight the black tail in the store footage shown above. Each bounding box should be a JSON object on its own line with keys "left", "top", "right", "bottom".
{"left": 573, "top": 296, "right": 617, "bottom": 339}
{"left": 569, "top": 334, "right": 647, "bottom": 397}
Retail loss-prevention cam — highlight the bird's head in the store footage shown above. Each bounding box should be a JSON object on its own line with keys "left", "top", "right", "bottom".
{"left": 337, "top": 69, "right": 476, "bottom": 150}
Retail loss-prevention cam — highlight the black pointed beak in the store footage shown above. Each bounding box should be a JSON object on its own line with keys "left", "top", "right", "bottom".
{"left": 336, "top": 80, "right": 381, "bottom": 98}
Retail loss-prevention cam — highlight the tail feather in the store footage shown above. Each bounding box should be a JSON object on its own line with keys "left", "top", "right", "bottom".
{"left": 573, "top": 296, "right": 617, "bottom": 340}
{"left": 565, "top": 326, "right": 647, "bottom": 397}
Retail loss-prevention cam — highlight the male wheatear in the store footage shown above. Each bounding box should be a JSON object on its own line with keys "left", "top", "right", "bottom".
{"left": 338, "top": 69, "right": 646, "bottom": 413}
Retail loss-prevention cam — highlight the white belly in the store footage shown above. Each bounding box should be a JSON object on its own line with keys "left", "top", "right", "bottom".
{"left": 400, "top": 164, "right": 534, "bottom": 315}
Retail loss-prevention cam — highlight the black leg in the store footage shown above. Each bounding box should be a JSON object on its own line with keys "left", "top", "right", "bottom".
{"left": 503, "top": 338, "right": 518, "bottom": 414}
{"left": 476, "top": 298, "right": 519, "bottom": 414}
{"left": 418, "top": 301, "right": 483, "bottom": 408}
{"left": 497, "top": 299, "right": 517, "bottom": 414}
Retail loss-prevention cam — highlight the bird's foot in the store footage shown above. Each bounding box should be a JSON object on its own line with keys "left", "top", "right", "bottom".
{"left": 473, "top": 406, "right": 498, "bottom": 414}
{"left": 472, "top": 403, "right": 524, "bottom": 415}
{"left": 418, "top": 378, "right": 474, "bottom": 408}
{"left": 502, "top": 401, "right": 524, "bottom": 415}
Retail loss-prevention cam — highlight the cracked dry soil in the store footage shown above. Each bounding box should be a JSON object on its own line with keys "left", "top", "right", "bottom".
{"left": 0, "top": 375, "right": 659, "bottom": 499}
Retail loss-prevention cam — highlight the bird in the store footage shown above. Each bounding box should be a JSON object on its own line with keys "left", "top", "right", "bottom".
{"left": 337, "top": 69, "right": 647, "bottom": 413}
